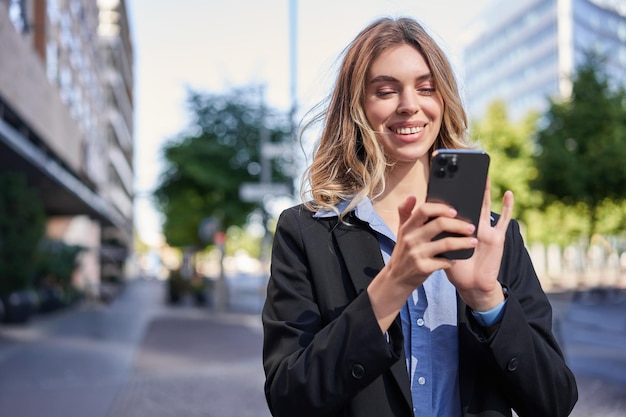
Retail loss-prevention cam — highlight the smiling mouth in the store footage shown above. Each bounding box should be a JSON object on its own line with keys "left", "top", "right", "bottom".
{"left": 392, "top": 126, "right": 424, "bottom": 135}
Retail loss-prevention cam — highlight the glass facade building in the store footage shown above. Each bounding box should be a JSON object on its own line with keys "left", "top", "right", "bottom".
{"left": 462, "top": 0, "right": 626, "bottom": 121}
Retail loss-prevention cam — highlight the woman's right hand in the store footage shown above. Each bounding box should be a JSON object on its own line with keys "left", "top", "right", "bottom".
{"left": 367, "top": 195, "right": 477, "bottom": 332}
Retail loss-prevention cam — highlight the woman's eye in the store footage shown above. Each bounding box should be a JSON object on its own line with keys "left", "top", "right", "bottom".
{"left": 376, "top": 90, "right": 396, "bottom": 98}
{"left": 417, "top": 88, "right": 436, "bottom": 96}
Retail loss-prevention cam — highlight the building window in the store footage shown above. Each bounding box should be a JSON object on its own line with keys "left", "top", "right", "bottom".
{"left": 8, "top": 0, "right": 27, "bottom": 33}
{"left": 46, "top": 41, "right": 59, "bottom": 83}
{"left": 47, "top": 0, "right": 59, "bottom": 23}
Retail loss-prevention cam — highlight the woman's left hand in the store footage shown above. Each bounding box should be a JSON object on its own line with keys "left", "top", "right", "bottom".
{"left": 446, "top": 178, "right": 514, "bottom": 312}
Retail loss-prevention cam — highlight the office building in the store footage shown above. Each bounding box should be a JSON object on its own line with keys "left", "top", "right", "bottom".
{"left": 0, "top": 0, "right": 134, "bottom": 295}
{"left": 462, "top": 0, "right": 626, "bottom": 121}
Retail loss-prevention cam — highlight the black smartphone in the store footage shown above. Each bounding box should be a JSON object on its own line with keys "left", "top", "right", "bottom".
{"left": 425, "top": 149, "right": 490, "bottom": 259}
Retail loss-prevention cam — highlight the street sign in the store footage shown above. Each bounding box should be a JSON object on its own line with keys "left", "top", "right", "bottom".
{"left": 239, "top": 182, "right": 291, "bottom": 202}
{"left": 262, "top": 143, "right": 290, "bottom": 159}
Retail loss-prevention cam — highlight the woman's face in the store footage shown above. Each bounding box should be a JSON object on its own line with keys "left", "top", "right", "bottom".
{"left": 364, "top": 43, "right": 444, "bottom": 165}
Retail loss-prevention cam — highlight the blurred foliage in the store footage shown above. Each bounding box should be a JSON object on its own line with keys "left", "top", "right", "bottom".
{"left": 472, "top": 100, "right": 542, "bottom": 225}
{"left": 534, "top": 51, "right": 626, "bottom": 237}
{"left": 133, "top": 231, "right": 151, "bottom": 254}
{"left": 0, "top": 172, "right": 46, "bottom": 296}
{"left": 471, "top": 53, "right": 626, "bottom": 245}
{"left": 523, "top": 201, "right": 590, "bottom": 246}
{"left": 34, "top": 238, "right": 85, "bottom": 293}
{"left": 154, "top": 86, "right": 291, "bottom": 248}
{"left": 224, "top": 223, "right": 263, "bottom": 259}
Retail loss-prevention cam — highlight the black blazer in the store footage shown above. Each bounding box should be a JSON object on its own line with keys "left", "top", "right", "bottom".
{"left": 262, "top": 205, "right": 577, "bottom": 417}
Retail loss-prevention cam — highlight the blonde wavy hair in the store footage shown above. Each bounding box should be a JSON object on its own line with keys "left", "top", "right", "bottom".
{"left": 301, "top": 17, "right": 470, "bottom": 217}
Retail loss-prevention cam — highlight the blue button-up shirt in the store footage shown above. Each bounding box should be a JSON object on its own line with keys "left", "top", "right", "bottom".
{"left": 352, "top": 198, "right": 462, "bottom": 417}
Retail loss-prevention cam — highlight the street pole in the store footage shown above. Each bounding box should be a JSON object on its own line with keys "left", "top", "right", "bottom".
{"left": 289, "top": 0, "right": 298, "bottom": 129}
{"left": 258, "top": 86, "right": 273, "bottom": 265}
{"left": 288, "top": 0, "right": 299, "bottom": 189}
{"left": 259, "top": 86, "right": 271, "bottom": 185}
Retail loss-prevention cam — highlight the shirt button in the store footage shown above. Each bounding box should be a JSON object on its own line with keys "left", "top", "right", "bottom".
{"left": 418, "top": 376, "right": 426, "bottom": 385}
{"left": 416, "top": 318, "right": 425, "bottom": 327}
{"left": 507, "top": 357, "right": 519, "bottom": 371}
{"left": 351, "top": 364, "right": 366, "bottom": 379}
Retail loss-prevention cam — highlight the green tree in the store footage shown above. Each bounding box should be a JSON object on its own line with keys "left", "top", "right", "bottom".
{"left": 471, "top": 100, "right": 541, "bottom": 227}
{"left": 534, "top": 52, "right": 626, "bottom": 237}
{"left": 0, "top": 172, "right": 46, "bottom": 296}
{"left": 154, "top": 86, "right": 291, "bottom": 249}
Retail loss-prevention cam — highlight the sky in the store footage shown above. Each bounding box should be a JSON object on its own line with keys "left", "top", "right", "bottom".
{"left": 128, "top": 0, "right": 492, "bottom": 246}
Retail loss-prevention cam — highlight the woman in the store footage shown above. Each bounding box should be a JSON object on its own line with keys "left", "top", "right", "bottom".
{"left": 262, "top": 17, "right": 577, "bottom": 417}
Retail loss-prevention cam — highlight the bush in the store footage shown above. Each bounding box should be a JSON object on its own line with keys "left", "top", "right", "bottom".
{"left": 34, "top": 238, "right": 85, "bottom": 295}
{"left": 167, "top": 269, "right": 188, "bottom": 304}
{"left": 0, "top": 173, "right": 46, "bottom": 296}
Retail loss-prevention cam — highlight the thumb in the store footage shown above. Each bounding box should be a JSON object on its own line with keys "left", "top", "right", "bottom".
{"left": 398, "top": 195, "right": 417, "bottom": 226}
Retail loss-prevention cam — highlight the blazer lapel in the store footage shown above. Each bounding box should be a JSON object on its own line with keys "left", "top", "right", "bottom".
{"left": 332, "top": 219, "right": 382, "bottom": 293}
{"left": 331, "top": 218, "right": 413, "bottom": 410}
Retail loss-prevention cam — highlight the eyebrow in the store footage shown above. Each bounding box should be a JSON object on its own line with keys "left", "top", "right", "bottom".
{"left": 369, "top": 73, "right": 433, "bottom": 85}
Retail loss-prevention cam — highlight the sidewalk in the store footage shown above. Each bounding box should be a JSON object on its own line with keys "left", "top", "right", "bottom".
{"left": 0, "top": 278, "right": 271, "bottom": 417}
{"left": 1, "top": 280, "right": 625, "bottom": 416}
{"left": 0, "top": 278, "right": 165, "bottom": 417}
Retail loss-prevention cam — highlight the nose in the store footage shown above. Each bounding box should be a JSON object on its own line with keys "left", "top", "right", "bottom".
{"left": 397, "top": 89, "right": 420, "bottom": 115}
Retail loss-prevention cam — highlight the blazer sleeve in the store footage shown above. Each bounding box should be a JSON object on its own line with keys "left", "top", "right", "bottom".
{"left": 261, "top": 207, "right": 404, "bottom": 417}
{"left": 465, "top": 218, "right": 578, "bottom": 417}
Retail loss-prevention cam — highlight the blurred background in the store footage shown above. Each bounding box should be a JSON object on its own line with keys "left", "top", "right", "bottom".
{"left": 1, "top": 0, "right": 626, "bottom": 416}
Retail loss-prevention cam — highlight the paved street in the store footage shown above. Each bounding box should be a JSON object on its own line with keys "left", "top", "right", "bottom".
{"left": 108, "top": 295, "right": 269, "bottom": 416}
{"left": 550, "top": 289, "right": 626, "bottom": 417}
{"left": 0, "top": 277, "right": 625, "bottom": 416}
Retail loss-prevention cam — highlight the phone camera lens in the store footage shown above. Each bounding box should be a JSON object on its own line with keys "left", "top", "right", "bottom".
{"left": 436, "top": 167, "right": 446, "bottom": 178}
{"left": 437, "top": 157, "right": 448, "bottom": 166}
{"left": 448, "top": 162, "right": 458, "bottom": 173}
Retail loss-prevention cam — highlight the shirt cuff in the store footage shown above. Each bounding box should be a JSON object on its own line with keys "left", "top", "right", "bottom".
{"left": 471, "top": 299, "right": 508, "bottom": 327}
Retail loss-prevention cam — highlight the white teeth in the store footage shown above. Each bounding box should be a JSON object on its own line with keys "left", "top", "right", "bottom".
{"left": 394, "top": 126, "right": 423, "bottom": 135}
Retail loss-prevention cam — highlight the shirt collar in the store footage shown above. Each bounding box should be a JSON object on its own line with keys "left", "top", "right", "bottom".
{"left": 313, "top": 197, "right": 396, "bottom": 240}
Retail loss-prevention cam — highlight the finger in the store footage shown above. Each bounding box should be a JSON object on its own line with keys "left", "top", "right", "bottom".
{"left": 417, "top": 202, "right": 458, "bottom": 224}
{"left": 398, "top": 195, "right": 417, "bottom": 227}
{"left": 398, "top": 201, "right": 458, "bottom": 233}
{"left": 426, "top": 216, "right": 476, "bottom": 239}
{"left": 480, "top": 177, "right": 492, "bottom": 225}
{"left": 429, "top": 235, "right": 478, "bottom": 259}
{"left": 496, "top": 190, "right": 515, "bottom": 232}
